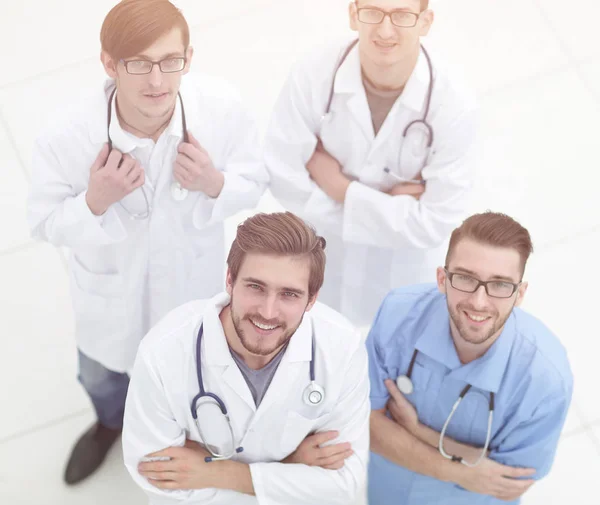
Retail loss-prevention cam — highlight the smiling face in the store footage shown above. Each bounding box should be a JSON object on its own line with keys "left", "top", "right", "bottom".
{"left": 225, "top": 253, "right": 317, "bottom": 358}
{"left": 101, "top": 27, "right": 193, "bottom": 121}
{"left": 437, "top": 239, "right": 528, "bottom": 348}
{"left": 349, "top": 0, "right": 433, "bottom": 67}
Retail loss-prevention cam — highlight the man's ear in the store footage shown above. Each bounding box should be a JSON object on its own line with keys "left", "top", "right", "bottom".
{"left": 101, "top": 51, "right": 118, "bottom": 79}
{"left": 225, "top": 269, "right": 234, "bottom": 297}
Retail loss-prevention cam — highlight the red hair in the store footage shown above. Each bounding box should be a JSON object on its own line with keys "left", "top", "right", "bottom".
{"left": 100, "top": 0, "right": 190, "bottom": 60}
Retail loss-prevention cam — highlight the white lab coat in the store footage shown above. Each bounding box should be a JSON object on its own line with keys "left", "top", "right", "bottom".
{"left": 264, "top": 38, "right": 477, "bottom": 326}
{"left": 122, "top": 293, "right": 370, "bottom": 505}
{"left": 27, "top": 75, "right": 268, "bottom": 373}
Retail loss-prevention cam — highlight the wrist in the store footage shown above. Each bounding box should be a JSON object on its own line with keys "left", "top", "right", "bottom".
{"left": 440, "top": 459, "right": 463, "bottom": 485}
{"left": 334, "top": 176, "right": 351, "bottom": 203}
{"left": 206, "top": 170, "right": 224, "bottom": 198}
{"left": 206, "top": 460, "right": 230, "bottom": 489}
{"left": 85, "top": 192, "right": 107, "bottom": 216}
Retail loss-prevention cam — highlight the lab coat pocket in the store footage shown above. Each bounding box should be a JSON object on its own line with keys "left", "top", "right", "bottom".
{"left": 280, "top": 410, "right": 330, "bottom": 457}
{"left": 70, "top": 256, "right": 126, "bottom": 341}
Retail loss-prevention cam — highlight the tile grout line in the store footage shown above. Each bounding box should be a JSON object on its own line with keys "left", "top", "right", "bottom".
{"left": 0, "top": 408, "right": 91, "bottom": 446}
{"left": 479, "top": 60, "right": 575, "bottom": 101}
{"left": 0, "top": 109, "right": 31, "bottom": 184}
{"left": 535, "top": 223, "right": 600, "bottom": 253}
{"left": 532, "top": 0, "right": 600, "bottom": 104}
{"left": 0, "top": 241, "right": 38, "bottom": 258}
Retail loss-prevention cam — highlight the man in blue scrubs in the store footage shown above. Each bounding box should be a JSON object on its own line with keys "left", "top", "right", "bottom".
{"left": 366, "top": 211, "right": 573, "bottom": 504}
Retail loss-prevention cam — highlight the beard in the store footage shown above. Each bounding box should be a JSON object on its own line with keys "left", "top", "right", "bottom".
{"left": 448, "top": 300, "right": 515, "bottom": 346}
{"left": 230, "top": 302, "right": 302, "bottom": 357}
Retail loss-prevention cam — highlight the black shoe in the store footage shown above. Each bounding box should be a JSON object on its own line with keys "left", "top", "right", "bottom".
{"left": 64, "top": 422, "right": 122, "bottom": 485}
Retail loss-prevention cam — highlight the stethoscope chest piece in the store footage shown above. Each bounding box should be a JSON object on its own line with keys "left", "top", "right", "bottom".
{"left": 303, "top": 381, "right": 325, "bottom": 407}
{"left": 170, "top": 181, "right": 188, "bottom": 201}
{"left": 396, "top": 375, "right": 414, "bottom": 395}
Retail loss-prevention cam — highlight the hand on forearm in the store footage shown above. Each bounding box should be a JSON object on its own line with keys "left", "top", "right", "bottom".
{"left": 283, "top": 431, "right": 353, "bottom": 470}
{"left": 370, "top": 410, "right": 455, "bottom": 483}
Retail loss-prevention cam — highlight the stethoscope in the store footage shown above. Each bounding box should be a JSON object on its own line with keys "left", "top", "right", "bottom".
{"left": 190, "top": 323, "right": 326, "bottom": 463}
{"left": 106, "top": 88, "right": 190, "bottom": 220}
{"left": 321, "top": 39, "right": 434, "bottom": 185}
{"left": 396, "top": 349, "right": 494, "bottom": 467}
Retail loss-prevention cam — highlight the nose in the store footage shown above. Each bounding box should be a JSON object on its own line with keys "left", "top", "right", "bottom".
{"left": 377, "top": 14, "right": 396, "bottom": 38}
{"left": 147, "top": 63, "right": 163, "bottom": 87}
{"left": 258, "top": 294, "right": 279, "bottom": 321}
{"left": 469, "top": 285, "right": 489, "bottom": 309}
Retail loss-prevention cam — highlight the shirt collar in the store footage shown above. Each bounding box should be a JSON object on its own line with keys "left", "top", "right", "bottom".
{"left": 452, "top": 313, "right": 517, "bottom": 394}
{"left": 202, "top": 293, "right": 313, "bottom": 367}
{"left": 88, "top": 76, "right": 197, "bottom": 146}
{"left": 333, "top": 41, "right": 431, "bottom": 113}
{"left": 415, "top": 295, "right": 518, "bottom": 393}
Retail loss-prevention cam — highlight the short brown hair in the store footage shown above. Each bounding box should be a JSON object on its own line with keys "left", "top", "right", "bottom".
{"left": 227, "top": 212, "right": 327, "bottom": 298}
{"left": 100, "top": 0, "right": 190, "bottom": 61}
{"left": 445, "top": 212, "right": 534, "bottom": 276}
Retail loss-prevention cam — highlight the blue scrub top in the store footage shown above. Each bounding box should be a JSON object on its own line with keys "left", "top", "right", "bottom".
{"left": 366, "top": 284, "right": 573, "bottom": 505}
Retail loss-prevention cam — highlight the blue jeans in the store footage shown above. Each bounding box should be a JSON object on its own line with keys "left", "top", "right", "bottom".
{"left": 77, "top": 350, "right": 130, "bottom": 430}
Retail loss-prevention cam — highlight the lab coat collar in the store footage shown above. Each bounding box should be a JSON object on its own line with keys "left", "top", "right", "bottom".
{"left": 201, "top": 292, "right": 313, "bottom": 367}
{"left": 88, "top": 76, "right": 198, "bottom": 147}
{"left": 200, "top": 292, "right": 313, "bottom": 414}
{"left": 333, "top": 42, "right": 431, "bottom": 114}
{"left": 415, "top": 295, "right": 517, "bottom": 393}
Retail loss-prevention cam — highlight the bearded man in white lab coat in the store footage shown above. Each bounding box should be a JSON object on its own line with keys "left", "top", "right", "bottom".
{"left": 264, "top": 0, "right": 476, "bottom": 326}
{"left": 122, "top": 212, "right": 370, "bottom": 505}
{"left": 27, "top": 0, "right": 267, "bottom": 485}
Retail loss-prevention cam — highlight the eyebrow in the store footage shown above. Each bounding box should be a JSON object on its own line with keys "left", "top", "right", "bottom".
{"left": 134, "top": 52, "right": 184, "bottom": 60}
{"left": 242, "top": 277, "right": 307, "bottom": 296}
{"left": 360, "top": 4, "right": 416, "bottom": 11}
{"left": 451, "top": 267, "right": 517, "bottom": 283}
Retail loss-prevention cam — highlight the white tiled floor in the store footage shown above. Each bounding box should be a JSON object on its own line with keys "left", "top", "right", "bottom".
{"left": 1, "top": 1, "right": 599, "bottom": 504}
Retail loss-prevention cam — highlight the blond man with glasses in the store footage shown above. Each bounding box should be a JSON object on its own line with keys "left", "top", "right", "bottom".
{"left": 264, "top": 0, "right": 477, "bottom": 330}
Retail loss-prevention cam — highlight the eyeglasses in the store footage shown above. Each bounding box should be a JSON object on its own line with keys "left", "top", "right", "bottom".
{"left": 355, "top": 6, "right": 421, "bottom": 28}
{"left": 120, "top": 57, "right": 186, "bottom": 75}
{"left": 444, "top": 269, "right": 521, "bottom": 299}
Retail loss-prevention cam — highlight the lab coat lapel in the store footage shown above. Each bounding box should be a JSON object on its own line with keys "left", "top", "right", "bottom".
{"left": 202, "top": 294, "right": 257, "bottom": 413}
{"left": 252, "top": 316, "right": 313, "bottom": 421}
{"left": 332, "top": 43, "right": 374, "bottom": 143}
{"left": 371, "top": 47, "right": 431, "bottom": 152}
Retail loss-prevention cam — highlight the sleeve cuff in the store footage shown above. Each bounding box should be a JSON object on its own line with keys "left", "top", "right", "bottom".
{"left": 76, "top": 191, "right": 127, "bottom": 243}
{"left": 303, "top": 186, "right": 343, "bottom": 234}
{"left": 249, "top": 463, "right": 270, "bottom": 505}
{"left": 191, "top": 172, "right": 236, "bottom": 229}
{"left": 342, "top": 181, "right": 393, "bottom": 245}
{"left": 370, "top": 396, "right": 389, "bottom": 411}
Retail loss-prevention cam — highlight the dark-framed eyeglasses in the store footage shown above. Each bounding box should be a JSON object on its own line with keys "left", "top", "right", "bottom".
{"left": 355, "top": 4, "right": 421, "bottom": 28}
{"left": 120, "top": 57, "right": 186, "bottom": 75}
{"left": 444, "top": 269, "right": 521, "bottom": 299}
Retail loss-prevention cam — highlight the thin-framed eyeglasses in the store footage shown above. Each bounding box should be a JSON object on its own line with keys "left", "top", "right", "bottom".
{"left": 120, "top": 57, "right": 186, "bottom": 75}
{"left": 354, "top": 1, "right": 422, "bottom": 28}
{"left": 444, "top": 268, "right": 522, "bottom": 299}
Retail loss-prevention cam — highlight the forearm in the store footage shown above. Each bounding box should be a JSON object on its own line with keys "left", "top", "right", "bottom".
{"left": 371, "top": 412, "right": 458, "bottom": 483}
{"left": 412, "top": 422, "right": 484, "bottom": 463}
{"left": 211, "top": 460, "right": 255, "bottom": 496}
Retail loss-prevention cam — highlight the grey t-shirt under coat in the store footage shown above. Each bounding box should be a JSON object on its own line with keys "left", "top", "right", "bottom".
{"left": 229, "top": 345, "right": 287, "bottom": 407}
